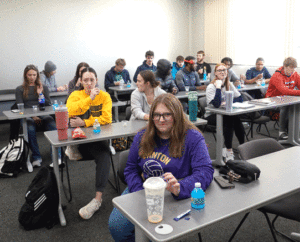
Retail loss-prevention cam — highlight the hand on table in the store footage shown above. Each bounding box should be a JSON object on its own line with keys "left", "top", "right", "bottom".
{"left": 196, "top": 85, "right": 207, "bottom": 91}
{"left": 198, "top": 69, "right": 203, "bottom": 74}
{"left": 70, "top": 117, "right": 85, "bottom": 127}
{"left": 32, "top": 116, "right": 42, "bottom": 126}
{"left": 90, "top": 88, "right": 100, "bottom": 100}
{"left": 115, "top": 81, "right": 120, "bottom": 86}
{"left": 163, "top": 172, "right": 180, "bottom": 196}
{"left": 172, "top": 87, "right": 178, "bottom": 95}
{"left": 257, "top": 73, "right": 263, "bottom": 80}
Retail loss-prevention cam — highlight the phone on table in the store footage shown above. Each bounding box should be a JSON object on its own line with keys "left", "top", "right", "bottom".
{"left": 214, "top": 175, "right": 235, "bottom": 189}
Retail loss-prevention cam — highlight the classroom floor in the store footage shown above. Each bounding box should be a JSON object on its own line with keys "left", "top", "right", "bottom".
{"left": 0, "top": 116, "right": 298, "bottom": 242}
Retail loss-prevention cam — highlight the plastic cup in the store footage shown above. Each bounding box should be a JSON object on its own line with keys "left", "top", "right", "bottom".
{"left": 185, "top": 86, "right": 190, "bottom": 92}
{"left": 225, "top": 91, "right": 234, "bottom": 112}
{"left": 17, "top": 103, "right": 24, "bottom": 114}
{"left": 143, "top": 177, "right": 166, "bottom": 223}
{"left": 55, "top": 107, "right": 69, "bottom": 140}
{"left": 32, "top": 105, "right": 38, "bottom": 112}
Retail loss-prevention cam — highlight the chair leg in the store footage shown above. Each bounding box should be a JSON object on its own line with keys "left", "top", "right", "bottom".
{"left": 260, "top": 211, "right": 278, "bottom": 242}
{"left": 198, "top": 232, "right": 202, "bottom": 242}
{"left": 108, "top": 153, "right": 120, "bottom": 194}
{"left": 271, "top": 215, "right": 297, "bottom": 242}
{"left": 228, "top": 212, "right": 250, "bottom": 242}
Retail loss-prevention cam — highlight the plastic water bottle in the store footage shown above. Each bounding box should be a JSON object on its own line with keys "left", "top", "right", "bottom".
{"left": 52, "top": 100, "right": 59, "bottom": 111}
{"left": 126, "top": 80, "right": 131, "bottom": 88}
{"left": 203, "top": 66, "right": 207, "bottom": 81}
{"left": 120, "top": 78, "right": 125, "bottom": 88}
{"left": 93, "top": 119, "right": 101, "bottom": 134}
{"left": 261, "top": 78, "right": 265, "bottom": 87}
{"left": 191, "top": 182, "right": 205, "bottom": 210}
{"left": 38, "top": 93, "right": 45, "bottom": 111}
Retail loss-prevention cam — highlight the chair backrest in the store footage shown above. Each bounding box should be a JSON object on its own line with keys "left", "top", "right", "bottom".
{"left": 198, "top": 97, "right": 207, "bottom": 118}
{"left": 118, "top": 149, "right": 130, "bottom": 185}
{"left": 125, "top": 106, "right": 131, "bottom": 121}
{"left": 237, "top": 138, "right": 284, "bottom": 160}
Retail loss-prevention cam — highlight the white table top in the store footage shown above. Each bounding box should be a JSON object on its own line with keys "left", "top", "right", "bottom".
{"left": 44, "top": 118, "right": 207, "bottom": 147}
{"left": 113, "top": 146, "right": 300, "bottom": 242}
{"left": 206, "top": 96, "right": 300, "bottom": 116}
{"left": 109, "top": 84, "right": 137, "bottom": 92}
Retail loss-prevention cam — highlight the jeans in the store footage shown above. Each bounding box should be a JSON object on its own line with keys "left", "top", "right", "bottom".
{"left": 279, "top": 106, "right": 289, "bottom": 133}
{"left": 109, "top": 187, "right": 135, "bottom": 242}
{"left": 78, "top": 140, "right": 111, "bottom": 192}
{"left": 26, "top": 115, "right": 57, "bottom": 161}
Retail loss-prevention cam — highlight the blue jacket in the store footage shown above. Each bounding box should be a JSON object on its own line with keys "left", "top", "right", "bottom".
{"left": 133, "top": 60, "right": 157, "bottom": 83}
{"left": 155, "top": 72, "right": 178, "bottom": 93}
{"left": 104, "top": 66, "right": 131, "bottom": 91}
{"left": 175, "top": 68, "right": 202, "bottom": 91}
{"left": 171, "top": 62, "right": 184, "bottom": 80}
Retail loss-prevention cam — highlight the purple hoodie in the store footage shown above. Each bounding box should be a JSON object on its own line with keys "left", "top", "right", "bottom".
{"left": 124, "top": 128, "right": 214, "bottom": 200}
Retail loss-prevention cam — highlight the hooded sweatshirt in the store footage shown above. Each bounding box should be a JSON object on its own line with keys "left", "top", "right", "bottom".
{"left": 155, "top": 59, "right": 178, "bottom": 93}
{"left": 175, "top": 68, "right": 202, "bottom": 91}
{"left": 171, "top": 62, "right": 184, "bottom": 80}
{"left": 104, "top": 66, "right": 131, "bottom": 91}
{"left": 133, "top": 60, "right": 157, "bottom": 83}
{"left": 265, "top": 66, "right": 300, "bottom": 97}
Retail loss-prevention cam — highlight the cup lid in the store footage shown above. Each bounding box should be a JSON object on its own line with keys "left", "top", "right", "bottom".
{"left": 143, "top": 177, "right": 166, "bottom": 190}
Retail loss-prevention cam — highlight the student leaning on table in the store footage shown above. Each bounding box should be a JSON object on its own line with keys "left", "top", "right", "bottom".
{"left": 265, "top": 57, "right": 300, "bottom": 141}
{"left": 66, "top": 67, "right": 113, "bottom": 220}
{"left": 206, "top": 63, "right": 245, "bottom": 162}
{"left": 109, "top": 93, "right": 214, "bottom": 242}
{"left": 15, "top": 65, "right": 57, "bottom": 170}
{"left": 130, "top": 70, "right": 166, "bottom": 121}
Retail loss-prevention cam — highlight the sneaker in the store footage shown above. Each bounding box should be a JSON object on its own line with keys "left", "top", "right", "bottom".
{"left": 225, "top": 150, "right": 235, "bottom": 162}
{"left": 49, "top": 159, "right": 64, "bottom": 168}
{"left": 27, "top": 160, "right": 33, "bottom": 173}
{"left": 79, "top": 198, "right": 102, "bottom": 219}
{"left": 279, "top": 132, "right": 288, "bottom": 140}
{"left": 32, "top": 159, "right": 42, "bottom": 168}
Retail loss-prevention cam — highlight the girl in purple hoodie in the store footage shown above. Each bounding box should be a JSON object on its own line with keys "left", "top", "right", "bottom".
{"left": 109, "top": 93, "right": 214, "bottom": 242}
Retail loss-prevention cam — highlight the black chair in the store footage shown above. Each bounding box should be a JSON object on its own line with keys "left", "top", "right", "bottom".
{"left": 239, "top": 92, "right": 271, "bottom": 139}
{"left": 116, "top": 149, "right": 130, "bottom": 195}
{"left": 198, "top": 97, "right": 216, "bottom": 140}
{"left": 125, "top": 106, "right": 131, "bottom": 121}
{"left": 229, "top": 138, "right": 300, "bottom": 242}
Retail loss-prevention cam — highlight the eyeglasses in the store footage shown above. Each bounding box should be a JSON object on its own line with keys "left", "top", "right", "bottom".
{"left": 153, "top": 112, "right": 173, "bottom": 121}
{"left": 216, "top": 69, "right": 227, "bottom": 73}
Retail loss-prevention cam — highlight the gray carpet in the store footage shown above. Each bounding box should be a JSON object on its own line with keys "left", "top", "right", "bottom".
{"left": 0, "top": 117, "right": 299, "bottom": 242}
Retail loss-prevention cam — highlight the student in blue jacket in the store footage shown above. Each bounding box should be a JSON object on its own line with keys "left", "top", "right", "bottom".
{"left": 133, "top": 50, "right": 157, "bottom": 83}
{"left": 109, "top": 93, "right": 214, "bottom": 242}
{"left": 171, "top": 55, "right": 185, "bottom": 80}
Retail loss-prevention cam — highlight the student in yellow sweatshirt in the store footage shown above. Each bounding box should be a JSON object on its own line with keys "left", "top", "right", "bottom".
{"left": 66, "top": 67, "right": 112, "bottom": 220}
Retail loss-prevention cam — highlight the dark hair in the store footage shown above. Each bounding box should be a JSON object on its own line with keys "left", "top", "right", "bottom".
{"left": 184, "top": 56, "right": 196, "bottom": 66}
{"left": 197, "top": 51, "right": 205, "bottom": 56}
{"left": 139, "top": 70, "right": 159, "bottom": 88}
{"left": 139, "top": 93, "right": 200, "bottom": 158}
{"left": 221, "top": 57, "right": 233, "bottom": 68}
{"left": 176, "top": 56, "right": 184, "bottom": 62}
{"left": 22, "top": 64, "right": 42, "bottom": 98}
{"left": 145, "top": 50, "right": 154, "bottom": 58}
{"left": 115, "top": 58, "right": 126, "bottom": 66}
{"left": 256, "top": 58, "right": 264, "bottom": 64}
{"left": 75, "top": 62, "right": 89, "bottom": 80}
{"left": 156, "top": 59, "right": 172, "bottom": 79}
{"left": 79, "top": 67, "right": 98, "bottom": 90}
{"left": 283, "top": 57, "right": 297, "bottom": 68}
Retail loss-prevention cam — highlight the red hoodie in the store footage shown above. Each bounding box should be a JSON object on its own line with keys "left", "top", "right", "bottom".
{"left": 265, "top": 66, "right": 300, "bottom": 97}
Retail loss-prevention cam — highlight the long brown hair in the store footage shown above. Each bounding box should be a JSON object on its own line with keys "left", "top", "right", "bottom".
{"left": 139, "top": 93, "right": 200, "bottom": 158}
{"left": 22, "top": 65, "right": 42, "bottom": 98}
{"left": 211, "top": 63, "right": 230, "bottom": 91}
{"left": 139, "top": 70, "right": 159, "bottom": 88}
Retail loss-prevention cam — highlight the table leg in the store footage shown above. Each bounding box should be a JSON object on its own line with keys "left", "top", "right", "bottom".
{"left": 22, "top": 118, "right": 32, "bottom": 169}
{"left": 279, "top": 105, "right": 300, "bottom": 146}
{"left": 212, "top": 114, "right": 225, "bottom": 167}
{"left": 114, "top": 90, "right": 119, "bottom": 100}
{"left": 114, "top": 106, "right": 119, "bottom": 122}
{"left": 135, "top": 226, "right": 149, "bottom": 242}
{"left": 52, "top": 145, "right": 66, "bottom": 226}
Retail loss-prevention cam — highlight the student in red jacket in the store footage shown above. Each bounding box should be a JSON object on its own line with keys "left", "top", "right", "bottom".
{"left": 265, "top": 57, "right": 300, "bottom": 140}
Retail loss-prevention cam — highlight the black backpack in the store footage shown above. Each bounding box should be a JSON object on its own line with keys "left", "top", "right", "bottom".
{"left": 18, "top": 166, "right": 59, "bottom": 230}
{"left": 0, "top": 136, "right": 29, "bottom": 177}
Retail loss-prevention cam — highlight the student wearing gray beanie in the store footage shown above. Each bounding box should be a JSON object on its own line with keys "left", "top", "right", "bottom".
{"left": 40, "top": 61, "right": 67, "bottom": 92}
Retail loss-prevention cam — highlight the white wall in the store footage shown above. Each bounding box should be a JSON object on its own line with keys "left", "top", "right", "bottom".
{"left": 0, "top": 0, "right": 191, "bottom": 90}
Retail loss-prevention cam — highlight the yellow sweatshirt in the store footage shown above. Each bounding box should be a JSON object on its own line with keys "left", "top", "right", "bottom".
{"left": 66, "top": 89, "right": 112, "bottom": 127}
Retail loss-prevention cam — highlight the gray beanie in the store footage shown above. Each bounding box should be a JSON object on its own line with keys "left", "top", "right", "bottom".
{"left": 44, "top": 61, "right": 57, "bottom": 73}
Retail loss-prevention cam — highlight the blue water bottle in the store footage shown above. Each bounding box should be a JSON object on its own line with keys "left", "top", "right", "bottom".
{"left": 52, "top": 100, "right": 59, "bottom": 111}
{"left": 188, "top": 91, "right": 198, "bottom": 121}
{"left": 93, "top": 119, "right": 101, "bottom": 134}
{"left": 191, "top": 182, "right": 205, "bottom": 210}
{"left": 203, "top": 66, "right": 207, "bottom": 81}
{"left": 261, "top": 79, "right": 265, "bottom": 87}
